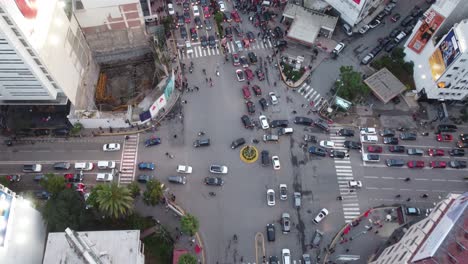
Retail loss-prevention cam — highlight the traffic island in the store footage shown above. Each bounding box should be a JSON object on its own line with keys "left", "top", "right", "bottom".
{"left": 240, "top": 145, "right": 258, "bottom": 163}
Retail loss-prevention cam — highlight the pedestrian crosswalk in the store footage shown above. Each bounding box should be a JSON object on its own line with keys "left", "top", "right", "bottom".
{"left": 119, "top": 134, "right": 139, "bottom": 185}
{"left": 330, "top": 127, "right": 362, "bottom": 223}
{"left": 178, "top": 39, "right": 273, "bottom": 60}
{"left": 297, "top": 83, "right": 324, "bottom": 107}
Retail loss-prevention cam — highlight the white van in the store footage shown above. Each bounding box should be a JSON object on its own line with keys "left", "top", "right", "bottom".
{"left": 360, "top": 135, "right": 378, "bottom": 143}
{"left": 75, "top": 162, "right": 94, "bottom": 171}
{"left": 282, "top": 248, "right": 291, "bottom": 264}
{"left": 279, "top": 127, "right": 294, "bottom": 135}
{"left": 98, "top": 161, "right": 116, "bottom": 170}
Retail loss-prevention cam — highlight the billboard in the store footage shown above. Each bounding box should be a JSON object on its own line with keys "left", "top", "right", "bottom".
{"left": 407, "top": 9, "right": 445, "bottom": 54}
{"left": 429, "top": 29, "right": 461, "bottom": 81}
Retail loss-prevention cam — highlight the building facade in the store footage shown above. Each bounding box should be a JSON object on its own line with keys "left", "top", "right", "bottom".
{"left": 0, "top": 0, "right": 93, "bottom": 106}
{"left": 370, "top": 193, "right": 467, "bottom": 264}
{"left": 323, "top": 0, "right": 384, "bottom": 26}
{"left": 404, "top": 0, "right": 468, "bottom": 101}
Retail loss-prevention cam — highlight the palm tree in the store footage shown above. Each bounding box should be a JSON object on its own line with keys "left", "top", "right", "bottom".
{"left": 95, "top": 183, "right": 134, "bottom": 219}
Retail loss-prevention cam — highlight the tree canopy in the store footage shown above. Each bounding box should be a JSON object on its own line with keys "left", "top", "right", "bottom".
{"left": 180, "top": 214, "right": 199, "bottom": 236}
{"left": 40, "top": 173, "right": 66, "bottom": 197}
{"left": 92, "top": 183, "right": 134, "bottom": 219}
{"left": 178, "top": 253, "right": 197, "bottom": 264}
{"left": 143, "top": 179, "right": 164, "bottom": 206}
{"left": 336, "top": 66, "right": 370, "bottom": 102}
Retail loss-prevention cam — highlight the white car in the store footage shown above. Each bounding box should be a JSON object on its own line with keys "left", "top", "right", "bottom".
{"left": 103, "top": 143, "right": 121, "bottom": 152}
{"left": 235, "top": 40, "right": 243, "bottom": 52}
{"left": 358, "top": 25, "right": 370, "bottom": 34}
{"left": 192, "top": 5, "right": 200, "bottom": 17}
{"left": 185, "top": 41, "right": 193, "bottom": 55}
{"left": 279, "top": 184, "right": 287, "bottom": 200}
{"left": 272, "top": 156, "right": 281, "bottom": 170}
{"left": 168, "top": 3, "right": 175, "bottom": 15}
{"left": 360, "top": 127, "right": 377, "bottom": 135}
{"left": 332, "top": 42, "right": 345, "bottom": 54}
{"left": 348, "top": 180, "right": 362, "bottom": 188}
{"left": 259, "top": 115, "right": 269, "bottom": 129}
{"left": 269, "top": 92, "right": 279, "bottom": 105}
{"left": 319, "top": 140, "right": 335, "bottom": 148}
{"left": 236, "top": 69, "right": 245, "bottom": 82}
{"left": 282, "top": 249, "right": 291, "bottom": 264}
{"left": 96, "top": 173, "right": 113, "bottom": 182}
{"left": 313, "top": 208, "right": 329, "bottom": 224}
{"left": 209, "top": 165, "right": 228, "bottom": 174}
{"left": 218, "top": 1, "right": 225, "bottom": 12}
{"left": 177, "top": 165, "right": 193, "bottom": 174}
{"left": 267, "top": 189, "right": 275, "bottom": 206}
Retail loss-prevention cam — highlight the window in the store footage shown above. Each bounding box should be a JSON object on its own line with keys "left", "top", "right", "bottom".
{"left": 446, "top": 74, "right": 452, "bottom": 78}
{"left": 40, "top": 67, "right": 47, "bottom": 74}
{"left": 11, "top": 28, "right": 21, "bottom": 36}
{"left": 460, "top": 59, "right": 466, "bottom": 62}
{"left": 19, "top": 38, "right": 29, "bottom": 47}
{"left": 439, "top": 92, "right": 444, "bottom": 95}
{"left": 457, "top": 93, "right": 461, "bottom": 96}
{"left": 3, "top": 16, "right": 13, "bottom": 25}
{"left": 46, "top": 75, "right": 53, "bottom": 82}
{"left": 34, "top": 58, "right": 42, "bottom": 66}
{"left": 453, "top": 67, "right": 459, "bottom": 70}
{"left": 398, "top": 251, "right": 408, "bottom": 261}
{"left": 27, "top": 49, "right": 35, "bottom": 57}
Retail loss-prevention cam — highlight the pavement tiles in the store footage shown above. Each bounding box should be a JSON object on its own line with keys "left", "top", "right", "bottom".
{"left": 330, "top": 126, "right": 362, "bottom": 223}
{"left": 118, "top": 134, "right": 139, "bottom": 185}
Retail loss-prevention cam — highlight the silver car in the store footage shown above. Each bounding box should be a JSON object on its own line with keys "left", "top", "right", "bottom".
{"left": 281, "top": 213, "right": 291, "bottom": 233}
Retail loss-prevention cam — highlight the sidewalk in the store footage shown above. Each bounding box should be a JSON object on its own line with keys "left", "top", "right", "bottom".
{"left": 136, "top": 196, "right": 205, "bottom": 263}
{"left": 324, "top": 207, "right": 401, "bottom": 264}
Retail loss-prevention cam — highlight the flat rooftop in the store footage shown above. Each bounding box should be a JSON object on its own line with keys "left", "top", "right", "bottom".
{"left": 43, "top": 229, "right": 144, "bottom": 264}
{"left": 364, "top": 68, "right": 407, "bottom": 104}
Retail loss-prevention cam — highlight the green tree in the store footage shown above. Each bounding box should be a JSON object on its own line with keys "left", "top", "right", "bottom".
{"left": 336, "top": 66, "right": 370, "bottom": 102}
{"left": 70, "top": 122, "right": 83, "bottom": 135}
{"left": 214, "top": 12, "right": 224, "bottom": 38}
{"left": 94, "top": 183, "right": 134, "bottom": 219}
{"left": 126, "top": 182, "right": 141, "bottom": 198}
{"left": 40, "top": 173, "right": 66, "bottom": 197}
{"left": 180, "top": 214, "right": 199, "bottom": 236}
{"left": 143, "top": 179, "right": 164, "bottom": 206}
{"left": 0, "top": 176, "right": 10, "bottom": 188}
{"left": 178, "top": 253, "right": 197, "bottom": 264}
{"left": 42, "top": 189, "right": 90, "bottom": 232}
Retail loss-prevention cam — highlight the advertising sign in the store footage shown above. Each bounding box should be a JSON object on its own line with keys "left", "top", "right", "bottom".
{"left": 429, "top": 29, "right": 460, "bottom": 81}
{"left": 149, "top": 94, "right": 167, "bottom": 118}
{"left": 407, "top": 9, "right": 445, "bottom": 54}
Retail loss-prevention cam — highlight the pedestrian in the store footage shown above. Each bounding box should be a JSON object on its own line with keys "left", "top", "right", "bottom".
{"left": 174, "top": 134, "right": 177, "bottom": 138}
{"left": 407, "top": 198, "right": 411, "bottom": 202}
{"left": 206, "top": 77, "right": 208, "bottom": 83}
{"left": 209, "top": 77, "right": 212, "bottom": 82}
{"left": 257, "top": 32, "right": 261, "bottom": 37}
{"left": 346, "top": 249, "right": 350, "bottom": 252}
{"left": 195, "top": 86, "right": 199, "bottom": 91}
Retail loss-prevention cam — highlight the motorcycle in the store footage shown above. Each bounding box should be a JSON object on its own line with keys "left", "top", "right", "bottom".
{"left": 209, "top": 192, "right": 216, "bottom": 197}
{"left": 252, "top": 139, "right": 259, "bottom": 144}
{"left": 216, "top": 70, "right": 220, "bottom": 76}
{"left": 198, "top": 131, "right": 205, "bottom": 136}
{"left": 421, "top": 132, "right": 429, "bottom": 136}
{"left": 189, "top": 66, "right": 193, "bottom": 73}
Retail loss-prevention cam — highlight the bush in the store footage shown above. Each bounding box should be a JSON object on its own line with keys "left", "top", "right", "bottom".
{"left": 180, "top": 214, "right": 199, "bottom": 236}
{"left": 70, "top": 122, "right": 83, "bottom": 135}
{"left": 178, "top": 254, "right": 197, "bottom": 264}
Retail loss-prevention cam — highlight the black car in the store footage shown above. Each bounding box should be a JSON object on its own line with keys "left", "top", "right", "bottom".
{"left": 380, "top": 129, "right": 395, "bottom": 137}
{"left": 389, "top": 145, "right": 405, "bottom": 153}
{"left": 176, "top": 15, "right": 184, "bottom": 28}
{"left": 460, "top": 134, "right": 468, "bottom": 141}
{"left": 304, "top": 134, "right": 317, "bottom": 143}
{"left": 241, "top": 115, "right": 254, "bottom": 129}
{"left": 330, "top": 150, "right": 346, "bottom": 158}
{"left": 386, "top": 159, "right": 405, "bottom": 167}
{"left": 204, "top": 177, "right": 224, "bottom": 186}
{"left": 183, "top": 1, "right": 190, "bottom": 11}
{"left": 269, "top": 256, "right": 279, "bottom": 264}
{"left": 248, "top": 52, "right": 258, "bottom": 64}
{"left": 370, "top": 45, "right": 383, "bottom": 56}
{"left": 449, "top": 148, "right": 465, "bottom": 156}
{"left": 261, "top": 150, "right": 270, "bottom": 166}
{"left": 53, "top": 162, "right": 71, "bottom": 170}
{"left": 294, "top": 116, "right": 313, "bottom": 126}
{"left": 266, "top": 224, "right": 275, "bottom": 241}
{"left": 338, "top": 128, "right": 354, "bottom": 137}
{"left": 400, "top": 132, "right": 417, "bottom": 140}
{"left": 246, "top": 100, "right": 255, "bottom": 114}
{"left": 385, "top": 43, "right": 397, "bottom": 52}
{"left": 400, "top": 15, "right": 414, "bottom": 27}
{"left": 458, "top": 141, "right": 468, "bottom": 148}
{"left": 200, "top": 0, "right": 208, "bottom": 6}
{"left": 180, "top": 27, "right": 187, "bottom": 39}
{"left": 344, "top": 141, "right": 362, "bottom": 149}
{"left": 383, "top": 137, "right": 398, "bottom": 145}
{"left": 225, "top": 26, "right": 233, "bottom": 39}
{"left": 208, "top": 35, "right": 216, "bottom": 48}
{"left": 35, "top": 191, "right": 51, "bottom": 200}
{"left": 223, "top": 11, "right": 232, "bottom": 22}
{"left": 438, "top": 124, "right": 457, "bottom": 132}
{"left": 246, "top": 31, "right": 255, "bottom": 42}
{"left": 315, "top": 118, "right": 330, "bottom": 131}
{"left": 376, "top": 11, "right": 387, "bottom": 20}
{"left": 138, "top": 175, "right": 154, "bottom": 183}
{"left": 270, "top": 120, "right": 289, "bottom": 128}
{"left": 411, "top": 6, "right": 423, "bottom": 17}
{"left": 275, "top": 40, "right": 287, "bottom": 48}
{"left": 449, "top": 160, "right": 467, "bottom": 169}
{"left": 380, "top": 37, "right": 392, "bottom": 48}
{"left": 34, "top": 129, "right": 50, "bottom": 136}
{"left": 389, "top": 28, "right": 401, "bottom": 38}
{"left": 194, "top": 17, "right": 203, "bottom": 28}
{"left": 200, "top": 36, "right": 208, "bottom": 48}
{"left": 231, "top": 138, "right": 246, "bottom": 149}
{"left": 273, "top": 26, "right": 283, "bottom": 38}
{"left": 204, "top": 19, "right": 213, "bottom": 30}
{"left": 309, "top": 146, "right": 326, "bottom": 156}
{"left": 259, "top": 98, "right": 268, "bottom": 110}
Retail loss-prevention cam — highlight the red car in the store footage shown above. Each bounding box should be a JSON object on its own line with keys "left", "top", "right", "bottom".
{"left": 231, "top": 10, "right": 241, "bottom": 23}
{"left": 430, "top": 161, "right": 447, "bottom": 168}
{"left": 407, "top": 160, "right": 424, "bottom": 168}
{"left": 66, "top": 182, "right": 86, "bottom": 193}
{"left": 367, "top": 146, "right": 383, "bottom": 153}
{"left": 252, "top": 85, "right": 262, "bottom": 96}
{"left": 203, "top": 6, "right": 210, "bottom": 18}
{"left": 232, "top": 53, "right": 240, "bottom": 66}
{"left": 184, "top": 11, "right": 191, "bottom": 23}
{"left": 436, "top": 133, "right": 453, "bottom": 142}
{"left": 244, "top": 68, "right": 254, "bottom": 81}
{"left": 242, "top": 85, "right": 251, "bottom": 99}
{"left": 428, "top": 148, "right": 444, "bottom": 156}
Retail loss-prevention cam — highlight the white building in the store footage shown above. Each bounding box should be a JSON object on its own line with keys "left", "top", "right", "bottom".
{"left": 43, "top": 228, "right": 145, "bottom": 264}
{"left": 404, "top": 0, "right": 468, "bottom": 101}
{"left": 323, "top": 0, "right": 385, "bottom": 27}
{"left": 0, "top": 0, "right": 93, "bottom": 105}
{"left": 370, "top": 192, "right": 467, "bottom": 264}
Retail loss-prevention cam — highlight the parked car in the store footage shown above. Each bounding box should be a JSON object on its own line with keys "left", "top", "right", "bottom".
{"left": 270, "top": 120, "right": 289, "bottom": 128}
{"left": 281, "top": 213, "right": 291, "bottom": 233}
{"left": 407, "top": 160, "right": 425, "bottom": 168}
{"left": 294, "top": 116, "right": 313, "bottom": 126}
{"left": 405, "top": 207, "right": 421, "bottom": 216}
{"left": 344, "top": 141, "right": 362, "bottom": 149}
{"left": 332, "top": 42, "right": 345, "bottom": 55}
{"left": 383, "top": 137, "right": 399, "bottom": 145}
{"left": 266, "top": 224, "right": 276, "bottom": 241}
{"left": 269, "top": 92, "right": 279, "bottom": 105}
{"left": 380, "top": 129, "right": 395, "bottom": 137}
{"left": 103, "top": 143, "right": 120, "bottom": 151}
{"left": 54, "top": 162, "right": 71, "bottom": 170}
{"left": 428, "top": 148, "right": 445, "bottom": 156}
{"left": 209, "top": 165, "right": 228, "bottom": 174}
{"left": 367, "top": 146, "right": 382, "bottom": 153}
{"left": 313, "top": 208, "right": 329, "bottom": 224}
{"left": 204, "top": 177, "right": 224, "bottom": 186}
{"left": 231, "top": 138, "right": 246, "bottom": 149}
{"left": 138, "top": 162, "right": 155, "bottom": 170}
{"left": 449, "top": 160, "right": 467, "bottom": 169}
{"left": 259, "top": 115, "right": 269, "bottom": 129}
{"left": 251, "top": 85, "right": 262, "bottom": 96}
{"left": 436, "top": 133, "right": 453, "bottom": 142}
{"left": 272, "top": 156, "right": 281, "bottom": 170}
{"left": 267, "top": 189, "right": 275, "bottom": 206}
{"left": 241, "top": 115, "right": 254, "bottom": 129}
{"left": 449, "top": 148, "right": 465, "bottom": 156}
{"left": 360, "top": 127, "right": 377, "bottom": 135}
{"left": 386, "top": 159, "right": 405, "bottom": 167}
{"left": 261, "top": 150, "right": 270, "bottom": 166}
{"left": 430, "top": 161, "right": 447, "bottom": 168}
{"left": 177, "top": 165, "right": 193, "bottom": 173}
{"left": 407, "top": 148, "right": 424, "bottom": 156}
{"left": 138, "top": 175, "right": 154, "bottom": 183}
{"left": 359, "top": 25, "right": 370, "bottom": 34}
{"left": 400, "top": 132, "right": 417, "bottom": 140}
{"left": 193, "top": 138, "right": 210, "bottom": 147}
{"left": 369, "top": 19, "right": 381, "bottom": 28}
{"left": 389, "top": 145, "right": 405, "bottom": 152}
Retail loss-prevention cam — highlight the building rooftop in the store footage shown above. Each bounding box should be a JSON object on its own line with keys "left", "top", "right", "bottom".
{"left": 364, "top": 68, "right": 407, "bottom": 104}
{"left": 43, "top": 229, "right": 144, "bottom": 264}
{"left": 283, "top": 3, "right": 338, "bottom": 46}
